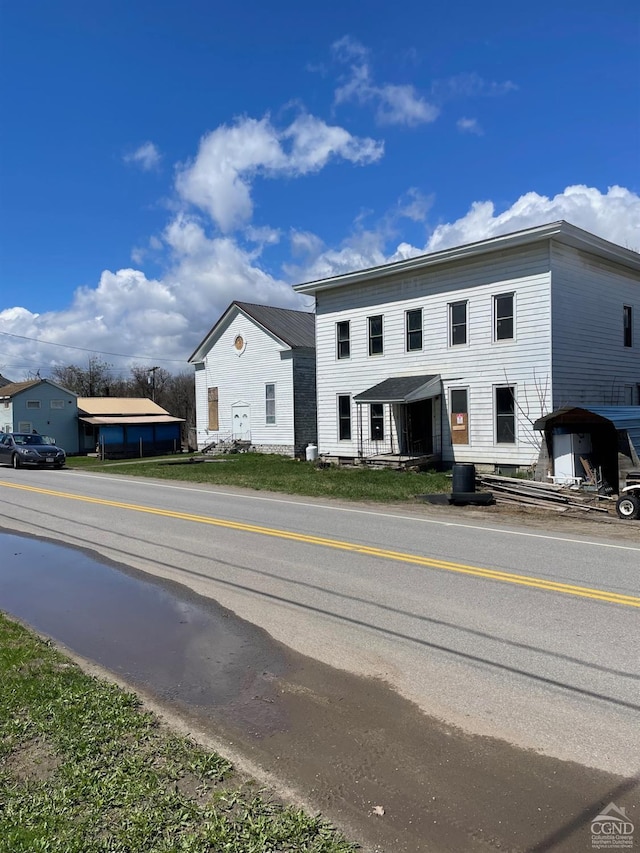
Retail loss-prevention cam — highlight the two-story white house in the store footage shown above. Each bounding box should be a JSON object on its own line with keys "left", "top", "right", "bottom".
{"left": 189, "top": 301, "right": 317, "bottom": 456}
{"left": 293, "top": 221, "right": 640, "bottom": 472}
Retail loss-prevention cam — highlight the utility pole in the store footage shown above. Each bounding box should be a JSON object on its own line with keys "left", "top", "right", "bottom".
{"left": 148, "top": 366, "right": 159, "bottom": 402}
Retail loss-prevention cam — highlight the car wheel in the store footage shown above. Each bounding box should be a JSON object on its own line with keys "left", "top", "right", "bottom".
{"left": 12, "top": 453, "right": 21, "bottom": 470}
{"left": 616, "top": 493, "right": 640, "bottom": 520}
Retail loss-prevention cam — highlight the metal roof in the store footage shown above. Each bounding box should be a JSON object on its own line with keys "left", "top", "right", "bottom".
{"left": 77, "top": 398, "right": 171, "bottom": 416}
{"left": 235, "top": 302, "right": 315, "bottom": 348}
{"left": 188, "top": 301, "right": 315, "bottom": 363}
{"left": 294, "top": 221, "right": 640, "bottom": 295}
{"left": 354, "top": 374, "right": 441, "bottom": 404}
{"left": 533, "top": 406, "right": 640, "bottom": 455}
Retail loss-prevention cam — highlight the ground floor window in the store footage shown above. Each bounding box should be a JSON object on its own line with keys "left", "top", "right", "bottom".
{"left": 338, "top": 395, "right": 351, "bottom": 440}
{"left": 370, "top": 403, "right": 384, "bottom": 440}
{"left": 265, "top": 383, "right": 276, "bottom": 424}
{"left": 208, "top": 387, "right": 219, "bottom": 431}
{"left": 495, "top": 386, "right": 516, "bottom": 443}
{"left": 450, "top": 388, "right": 469, "bottom": 445}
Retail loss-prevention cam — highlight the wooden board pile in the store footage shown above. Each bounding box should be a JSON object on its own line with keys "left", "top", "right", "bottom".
{"left": 476, "top": 473, "right": 613, "bottom": 513}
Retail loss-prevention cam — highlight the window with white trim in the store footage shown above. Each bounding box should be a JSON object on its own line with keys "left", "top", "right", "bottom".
{"left": 494, "top": 293, "right": 514, "bottom": 341}
{"left": 406, "top": 309, "right": 422, "bottom": 351}
{"left": 368, "top": 315, "right": 383, "bottom": 356}
{"left": 336, "top": 321, "right": 350, "bottom": 359}
{"left": 26, "top": 400, "right": 41, "bottom": 409}
{"left": 495, "top": 386, "right": 516, "bottom": 444}
{"left": 50, "top": 399, "right": 64, "bottom": 409}
{"left": 338, "top": 395, "right": 351, "bottom": 440}
{"left": 18, "top": 422, "right": 32, "bottom": 433}
{"left": 449, "top": 301, "right": 467, "bottom": 346}
{"left": 370, "top": 404, "right": 384, "bottom": 440}
{"left": 265, "top": 383, "right": 276, "bottom": 424}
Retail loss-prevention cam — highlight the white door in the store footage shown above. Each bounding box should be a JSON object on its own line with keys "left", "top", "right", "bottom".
{"left": 232, "top": 404, "right": 251, "bottom": 439}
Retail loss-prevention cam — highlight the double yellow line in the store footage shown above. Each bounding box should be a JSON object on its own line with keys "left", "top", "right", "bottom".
{"left": 3, "top": 481, "right": 639, "bottom": 608}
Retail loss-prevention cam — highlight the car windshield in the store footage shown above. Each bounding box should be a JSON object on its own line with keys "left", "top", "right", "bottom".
{"left": 13, "top": 434, "right": 48, "bottom": 446}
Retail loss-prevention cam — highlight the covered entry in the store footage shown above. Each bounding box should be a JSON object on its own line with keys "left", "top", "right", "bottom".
{"left": 354, "top": 374, "right": 441, "bottom": 460}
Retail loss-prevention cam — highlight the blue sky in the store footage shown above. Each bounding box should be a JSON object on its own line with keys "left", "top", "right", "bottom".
{"left": 1, "top": 0, "right": 639, "bottom": 379}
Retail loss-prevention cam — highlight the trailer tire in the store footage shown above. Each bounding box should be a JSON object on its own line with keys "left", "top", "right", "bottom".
{"left": 616, "top": 493, "right": 640, "bottom": 520}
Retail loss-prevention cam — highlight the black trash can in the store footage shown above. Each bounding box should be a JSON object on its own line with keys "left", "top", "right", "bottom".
{"left": 452, "top": 463, "right": 476, "bottom": 494}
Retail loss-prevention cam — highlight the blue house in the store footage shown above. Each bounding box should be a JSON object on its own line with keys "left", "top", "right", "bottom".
{"left": 0, "top": 379, "right": 79, "bottom": 453}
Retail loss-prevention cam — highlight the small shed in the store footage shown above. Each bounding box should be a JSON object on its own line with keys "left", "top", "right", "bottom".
{"left": 78, "top": 398, "right": 184, "bottom": 458}
{"left": 533, "top": 406, "right": 640, "bottom": 492}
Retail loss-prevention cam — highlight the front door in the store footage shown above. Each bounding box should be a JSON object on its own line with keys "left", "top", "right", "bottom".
{"left": 405, "top": 399, "right": 433, "bottom": 454}
{"left": 231, "top": 403, "right": 251, "bottom": 439}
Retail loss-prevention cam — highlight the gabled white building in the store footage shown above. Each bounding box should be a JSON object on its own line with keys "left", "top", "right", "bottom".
{"left": 293, "top": 221, "right": 640, "bottom": 472}
{"left": 188, "top": 302, "right": 316, "bottom": 456}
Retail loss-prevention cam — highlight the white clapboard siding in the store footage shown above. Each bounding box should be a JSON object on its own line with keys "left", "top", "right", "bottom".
{"left": 550, "top": 242, "right": 640, "bottom": 406}
{"left": 315, "top": 243, "right": 553, "bottom": 465}
{"left": 195, "top": 312, "right": 295, "bottom": 448}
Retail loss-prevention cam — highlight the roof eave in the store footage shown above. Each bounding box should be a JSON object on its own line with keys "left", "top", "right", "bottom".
{"left": 293, "top": 221, "right": 640, "bottom": 295}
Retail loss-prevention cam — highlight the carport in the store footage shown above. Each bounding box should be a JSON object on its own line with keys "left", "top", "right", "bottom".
{"left": 533, "top": 406, "right": 640, "bottom": 492}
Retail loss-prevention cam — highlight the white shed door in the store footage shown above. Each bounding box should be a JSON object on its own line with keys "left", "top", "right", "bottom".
{"left": 232, "top": 404, "right": 251, "bottom": 439}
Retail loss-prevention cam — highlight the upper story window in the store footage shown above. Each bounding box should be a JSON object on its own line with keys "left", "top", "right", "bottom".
{"left": 624, "top": 306, "right": 633, "bottom": 347}
{"left": 368, "top": 315, "right": 384, "bottom": 356}
{"left": 494, "top": 293, "right": 514, "bottom": 341}
{"left": 449, "top": 301, "right": 467, "bottom": 346}
{"left": 265, "top": 383, "right": 276, "bottom": 424}
{"left": 336, "top": 321, "right": 350, "bottom": 359}
{"left": 26, "top": 400, "right": 41, "bottom": 409}
{"left": 406, "top": 309, "right": 423, "bottom": 351}
{"left": 50, "top": 399, "right": 64, "bottom": 409}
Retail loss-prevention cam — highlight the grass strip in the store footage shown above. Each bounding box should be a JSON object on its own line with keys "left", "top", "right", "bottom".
{"left": 68, "top": 452, "right": 450, "bottom": 503}
{"left": 0, "top": 613, "right": 357, "bottom": 852}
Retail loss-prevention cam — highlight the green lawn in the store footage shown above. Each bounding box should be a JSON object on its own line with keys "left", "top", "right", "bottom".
{"left": 0, "top": 614, "right": 357, "bottom": 853}
{"left": 67, "top": 452, "right": 450, "bottom": 502}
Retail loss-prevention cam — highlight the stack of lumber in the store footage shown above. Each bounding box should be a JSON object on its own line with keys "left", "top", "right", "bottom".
{"left": 476, "top": 473, "right": 612, "bottom": 513}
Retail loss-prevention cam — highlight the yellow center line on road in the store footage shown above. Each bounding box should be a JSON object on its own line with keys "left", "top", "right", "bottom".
{"left": 3, "top": 480, "right": 639, "bottom": 608}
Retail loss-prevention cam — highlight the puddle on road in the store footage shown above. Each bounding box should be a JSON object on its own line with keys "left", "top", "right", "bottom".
{"left": 0, "top": 530, "right": 288, "bottom": 732}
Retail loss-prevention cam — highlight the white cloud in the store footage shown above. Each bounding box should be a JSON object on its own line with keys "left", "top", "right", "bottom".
{"left": 432, "top": 72, "right": 518, "bottom": 101}
{"left": 332, "top": 36, "right": 439, "bottom": 127}
{"left": 287, "top": 185, "right": 640, "bottom": 283}
{"left": 175, "top": 113, "right": 383, "bottom": 232}
{"left": 2, "top": 181, "right": 638, "bottom": 377}
{"left": 457, "top": 117, "right": 483, "bottom": 135}
{"left": 123, "top": 141, "right": 162, "bottom": 171}
{"left": 424, "top": 185, "right": 640, "bottom": 253}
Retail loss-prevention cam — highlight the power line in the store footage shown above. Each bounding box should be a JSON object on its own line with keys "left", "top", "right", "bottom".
{"left": 0, "top": 330, "right": 187, "bottom": 363}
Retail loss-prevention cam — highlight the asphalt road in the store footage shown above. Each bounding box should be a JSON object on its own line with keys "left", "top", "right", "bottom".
{"left": 1, "top": 466, "right": 639, "bottom": 780}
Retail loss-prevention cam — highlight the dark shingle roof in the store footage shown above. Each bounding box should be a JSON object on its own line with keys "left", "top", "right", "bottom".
{"left": 0, "top": 380, "right": 40, "bottom": 397}
{"left": 234, "top": 302, "right": 315, "bottom": 348}
{"left": 354, "top": 375, "right": 440, "bottom": 403}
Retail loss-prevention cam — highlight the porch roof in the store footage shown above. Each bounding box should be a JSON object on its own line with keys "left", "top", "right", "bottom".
{"left": 79, "top": 415, "right": 184, "bottom": 425}
{"left": 354, "top": 374, "right": 441, "bottom": 404}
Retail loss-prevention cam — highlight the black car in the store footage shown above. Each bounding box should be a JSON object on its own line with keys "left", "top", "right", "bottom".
{"left": 0, "top": 433, "right": 66, "bottom": 469}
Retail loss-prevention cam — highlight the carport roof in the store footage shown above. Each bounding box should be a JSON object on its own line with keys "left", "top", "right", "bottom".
{"left": 354, "top": 374, "right": 441, "bottom": 404}
{"left": 533, "top": 406, "right": 640, "bottom": 455}
{"left": 79, "top": 415, "right": 184, "bottom": 425}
